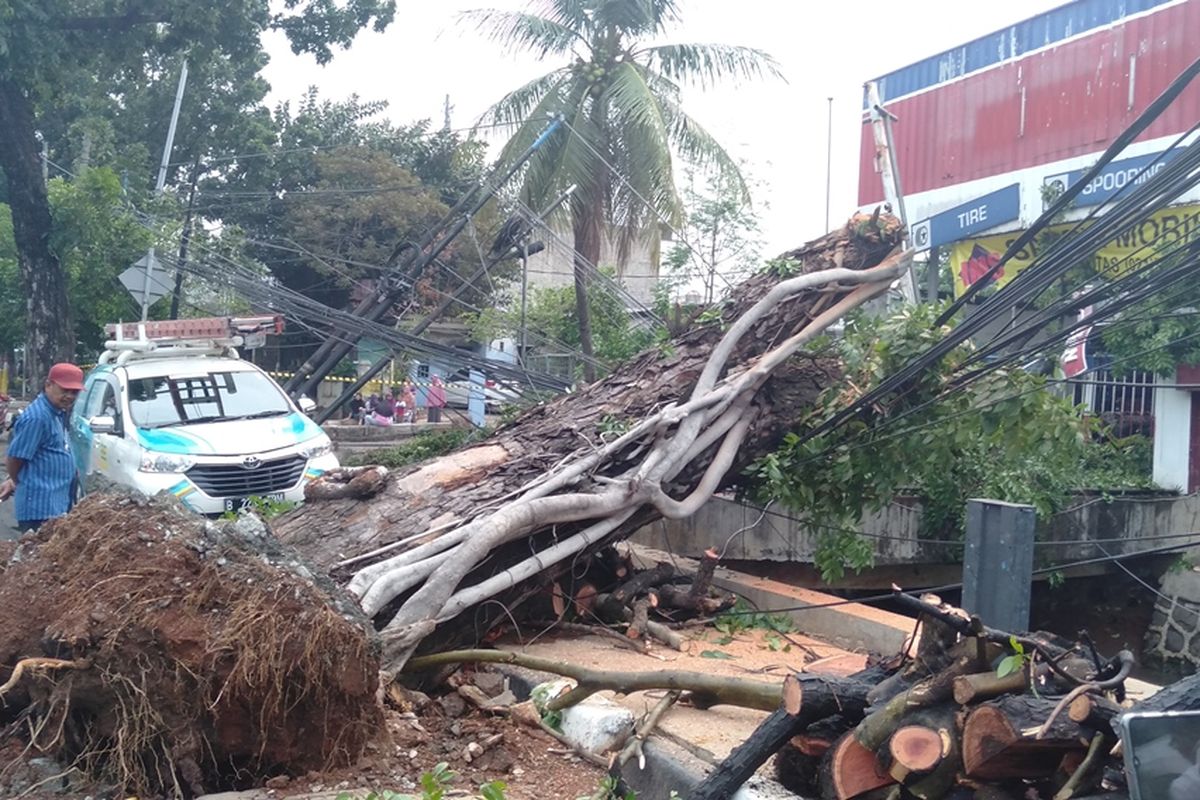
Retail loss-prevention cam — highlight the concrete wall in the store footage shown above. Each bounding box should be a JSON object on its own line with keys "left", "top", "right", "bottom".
{"left": 1146, "top": 568, "right": 1200, "bottom": 674}
{"left": 524, "top": 226, "right": 660, "bottom": 307}
{"left": 634, "top": 492, "right": 1200, "bottom": 567}
{"left": 1154, "top": 373, "right": 1191, "bottom": 491}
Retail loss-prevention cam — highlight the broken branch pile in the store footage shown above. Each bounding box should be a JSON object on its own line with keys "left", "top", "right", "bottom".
{"left": 273, "top": 214, "right": 909, "bottom": 672}
{"left": 693, "top": 592, "right": 1176, "bottom": 800}
{"left": 0, "top": 494, "right": 381, "bottom": 797}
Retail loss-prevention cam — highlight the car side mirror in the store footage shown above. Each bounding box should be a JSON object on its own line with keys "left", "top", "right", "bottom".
{"left": 298, "top": 396, "right": 316, "bottom": 413}
{"left": 88, "top": 415, "right": 117, "bottom": 435}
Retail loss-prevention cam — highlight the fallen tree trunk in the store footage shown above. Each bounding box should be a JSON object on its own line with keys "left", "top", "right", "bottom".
{"left": 272, "top": 215, "right": 907, "bottom": 671}
{"left": 402, "top": 648, "right": 863, "bottom": 713}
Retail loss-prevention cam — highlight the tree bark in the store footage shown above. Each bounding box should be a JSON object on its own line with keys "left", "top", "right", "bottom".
{"left": 0, "top": 77, "right": 74, "bottom": 381}
{"left": 962, "top": 695, "right": 1088, "bottom": 781}
{"left": 689, "top": 672, "right": 875, "bottom": 800}
{"left": 572, "top": 198, "right": 601, "bottom": 383}
{"left": 272, "top": 218, "right": 904, "bottom": 660}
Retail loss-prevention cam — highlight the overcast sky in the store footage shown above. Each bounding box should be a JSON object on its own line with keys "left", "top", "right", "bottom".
{"left": 261, "top": 0, "right": 1063, "bottom": 257}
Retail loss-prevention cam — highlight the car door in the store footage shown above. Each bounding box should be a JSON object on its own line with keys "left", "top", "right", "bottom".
{"left": 70, "top": 373, "right": 101, "bottom": 476}
{"left": 75, "top": 375, "right": 127, "bottom": 488}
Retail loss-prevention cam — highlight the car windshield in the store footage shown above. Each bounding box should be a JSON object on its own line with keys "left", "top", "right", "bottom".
{"left": 127, "top": 370, "right": 292, "bottom": 429}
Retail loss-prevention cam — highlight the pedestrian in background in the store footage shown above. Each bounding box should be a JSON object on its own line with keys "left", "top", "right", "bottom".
{"left": 427, "top": 375, "right": 446, "bottom": 423}
{"left": 366, "top": 393, "right": 394, "bottom": 427}
{"left": 401, "top": 381, "right": 417, "bottom": 423}
{"left": 0, "top": 363, "right": 85, "bottom": 531}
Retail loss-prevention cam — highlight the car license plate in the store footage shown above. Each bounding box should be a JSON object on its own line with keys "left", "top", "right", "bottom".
{"left": 223, "top": 493, "right": 286, "bottom": 513}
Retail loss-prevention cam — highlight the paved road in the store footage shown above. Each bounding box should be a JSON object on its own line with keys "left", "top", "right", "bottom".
{"left": 0, "top": 462, "right": 15, "bottom": 540}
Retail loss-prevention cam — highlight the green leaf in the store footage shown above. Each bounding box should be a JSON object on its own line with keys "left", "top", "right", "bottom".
{"left": 997, "top": 655, "right": 1020, "bottom": 678}
{"left": 699, "top": 649, "right": 736, "bottom": 660}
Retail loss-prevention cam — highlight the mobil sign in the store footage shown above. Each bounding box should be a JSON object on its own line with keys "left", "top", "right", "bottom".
{"left": 909, "top": 184, "right": 1020, "bottom": 252}
{"left": 1043, "top": 149, "right": 1181, "bottom": 207}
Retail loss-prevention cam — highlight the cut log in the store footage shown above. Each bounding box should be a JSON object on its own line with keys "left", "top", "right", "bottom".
{"left": 953, "top": 666, "right": 1041, "bottom": 705}
{"left": 689, "top": 672, "right": 875, "bottom": 800}
{"left": 822, "top": 733, "right": 895, "bottom": 800}
{"left": 626, "top": 597, "right": 651, "bottom": 640}
{"left": 962, "top": 695, "right": 1089, "bottom": 780}
{"left": 888, "top": 725, "right": 944, "bottom": 777}
{"left": 774, "top": 716, "right": 852, "bottom": 796}
{"left": 1067, "top": 693, "right": 1123, "bottom": 733}
{"left": 611, "top": 561, "right": 674, "bottom": 604}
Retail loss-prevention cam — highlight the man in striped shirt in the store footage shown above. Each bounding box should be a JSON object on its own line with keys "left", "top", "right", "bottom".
{"left": 0, "top": 363, "right": 84, "bottom": 530}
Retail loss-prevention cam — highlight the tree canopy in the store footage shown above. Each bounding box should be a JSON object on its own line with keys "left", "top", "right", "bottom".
{"left": 470, "top": 0, "right": 781, "bottom": 380}
{"left": 0, "top": 0, "right": 395, "bottom": 380}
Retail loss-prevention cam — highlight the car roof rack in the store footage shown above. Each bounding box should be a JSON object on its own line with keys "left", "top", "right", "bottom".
{"left": 100, "top": 316, "right": 284, "bottom": 366}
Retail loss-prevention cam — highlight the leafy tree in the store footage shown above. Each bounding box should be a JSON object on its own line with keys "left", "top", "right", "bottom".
{"left": 749, "top": 303, "right": 1154, "bottom": 581}
{"left": 467, "top": 267, "right": 656, "bottom": 378}
{"left": 666, "top": 168, "right": 761, "bottom": 304}
{"left": 469, "top": 0, "right": 781, "bottom": 381}
{"left": 0, "top": 168, "right": 151, "bottom": 381}
{"left": 202, "top": 95, "right": 502, "bottom": 368}
{"left": 0, "top": 0, "right": 394, "bottom": 381}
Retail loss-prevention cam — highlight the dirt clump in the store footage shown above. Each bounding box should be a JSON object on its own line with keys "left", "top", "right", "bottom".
{"left": 0, "top": 492, "right": 381, "bottom": 798}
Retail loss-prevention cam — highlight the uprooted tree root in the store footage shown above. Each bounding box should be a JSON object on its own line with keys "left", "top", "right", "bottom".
{"left": 0, "top": 493, "right": 382, "bottom": 797}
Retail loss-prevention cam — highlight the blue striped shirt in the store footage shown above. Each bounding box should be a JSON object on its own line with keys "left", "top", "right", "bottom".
{"left": 7, "top": 393, "right": 77, "bottom": 523}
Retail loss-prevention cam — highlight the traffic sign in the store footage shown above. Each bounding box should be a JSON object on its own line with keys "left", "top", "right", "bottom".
{"left": 119, "top": 252, "right": 173, "bottom": 306}
{"left": 909, "top": 183, "right": 1021, "bottom": 252}
{"left": 1043, "top": 149, "right": 1181, "bottom": 208}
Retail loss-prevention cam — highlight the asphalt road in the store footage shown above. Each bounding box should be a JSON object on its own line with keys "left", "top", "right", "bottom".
{"left": 0, "top": 462, "right": 16, "bottom": 540}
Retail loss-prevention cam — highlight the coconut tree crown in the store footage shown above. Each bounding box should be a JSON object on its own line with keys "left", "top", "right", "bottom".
{"left": 468, "top": 0, "right": 782, "bottom": 377}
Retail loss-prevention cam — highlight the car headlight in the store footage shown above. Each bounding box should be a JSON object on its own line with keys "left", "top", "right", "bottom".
{"left": 139, "top": 452, "right": 196, "bottom": 473}
{"left": 300, "top": 438, "right": 333, "bottom": 459}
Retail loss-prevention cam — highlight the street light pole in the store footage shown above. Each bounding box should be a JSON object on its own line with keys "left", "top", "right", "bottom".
{"left": 825, "top": 96, "right": 833, "bottom": 233}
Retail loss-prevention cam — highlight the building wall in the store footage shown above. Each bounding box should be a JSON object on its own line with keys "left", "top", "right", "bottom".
{"left": 859, "top": 0, "right": 1200, "bottom": 206}
{"left": 522, "top": 227, "right": 660, "bottom": 308}
{"left": 1154, "top": 374, "right": 1192, "bottom": 490}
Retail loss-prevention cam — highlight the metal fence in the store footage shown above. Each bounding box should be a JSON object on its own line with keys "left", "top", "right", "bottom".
{"left": 1068, "top": 368, "right": 1156, "bottom": 437}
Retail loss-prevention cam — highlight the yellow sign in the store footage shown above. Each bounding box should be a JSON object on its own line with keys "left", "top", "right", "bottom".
{"left": 949, "top": 204, "right": 1200, "bottom": 298}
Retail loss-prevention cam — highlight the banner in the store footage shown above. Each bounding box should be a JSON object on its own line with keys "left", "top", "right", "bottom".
{"left": 949, "top": 204, "right": 1200, "bottom": 298}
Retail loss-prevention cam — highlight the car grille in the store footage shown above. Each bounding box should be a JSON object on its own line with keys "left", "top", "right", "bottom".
{"left": 186, "top": 455, "right": 306, "bottom": 498}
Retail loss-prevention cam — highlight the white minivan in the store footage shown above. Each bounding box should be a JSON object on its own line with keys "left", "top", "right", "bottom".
{"left": 69, "top": 318, "right": 339, "bottom": 515}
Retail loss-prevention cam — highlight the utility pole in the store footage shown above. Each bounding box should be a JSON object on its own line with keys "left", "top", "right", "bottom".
{"left": 825, "top": 96, "right": 833, "bottom": 233}
{"left": 169, "top": 158, "right": 201, "bottom": 319}
{"left": 865, "top": 80, "right": 917, "bottom": 304}
{"left": 141, "top": 59, "right": 188, "bottom": 321}
{"left": 442, "top": 94, "right": 454, "bottom": 131}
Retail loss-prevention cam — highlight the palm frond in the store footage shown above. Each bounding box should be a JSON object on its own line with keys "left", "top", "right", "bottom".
{"left": 459, "top": 9, "right": 585, "bottom": 58}
{"left": 641, "top": 42, "right": 785, "bottom": 89}
{"left": 476, "top": 69, "right": 571, "bottom": 133}
{"left": 591, "top": 0, "right": 682, "bottom": 37}
{"left": 598, "top": 62, "right": 681, "bottom": 262}
{"left": 536, "top": 0, "right": 595, "bottom": 40}
{"left": 656, "top": 91, "right": 749, "bottom": 204}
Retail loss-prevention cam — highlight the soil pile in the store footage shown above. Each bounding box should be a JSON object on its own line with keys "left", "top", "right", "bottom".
{"left": 0, "top": 493, "right": 381, "bottom": 797}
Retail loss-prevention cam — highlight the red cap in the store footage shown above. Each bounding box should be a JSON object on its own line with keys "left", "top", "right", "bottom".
{"left": 48, "top": 363, "right": 85, "bottom": 391}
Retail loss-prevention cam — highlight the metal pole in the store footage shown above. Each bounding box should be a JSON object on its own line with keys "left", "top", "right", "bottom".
{"left": 865, "top": 81, "right": 917, "bottom": 304}
{"left": 962, "top": 499, "right": 1036, "bottom": 632}
{"left": 519, "top": 243, "right": 530, "bottom": 367}
{"left": 287, "top": 117, "right": 563, "bottom": 398}
{"left": 825, "top": 96, "right": 833, "bottom": 233}
{"left": 141, "top": 60, "right": 188, "bottom": 321}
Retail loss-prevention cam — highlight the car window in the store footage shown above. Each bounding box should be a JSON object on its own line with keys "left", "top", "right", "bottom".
{"left": 85, "top": 380, "right": 118, "bottom": 419}
{"left": 127, "top": 370, "right": 291, "bottom": 429}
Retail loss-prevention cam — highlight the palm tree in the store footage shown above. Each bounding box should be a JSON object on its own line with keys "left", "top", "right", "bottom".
{"left": 468, "top": 0, "right": 781, "bottom": 381}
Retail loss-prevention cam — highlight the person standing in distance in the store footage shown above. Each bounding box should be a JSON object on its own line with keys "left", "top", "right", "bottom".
{"left": 0, "top": 363, "right": 85, "bottom": 530}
